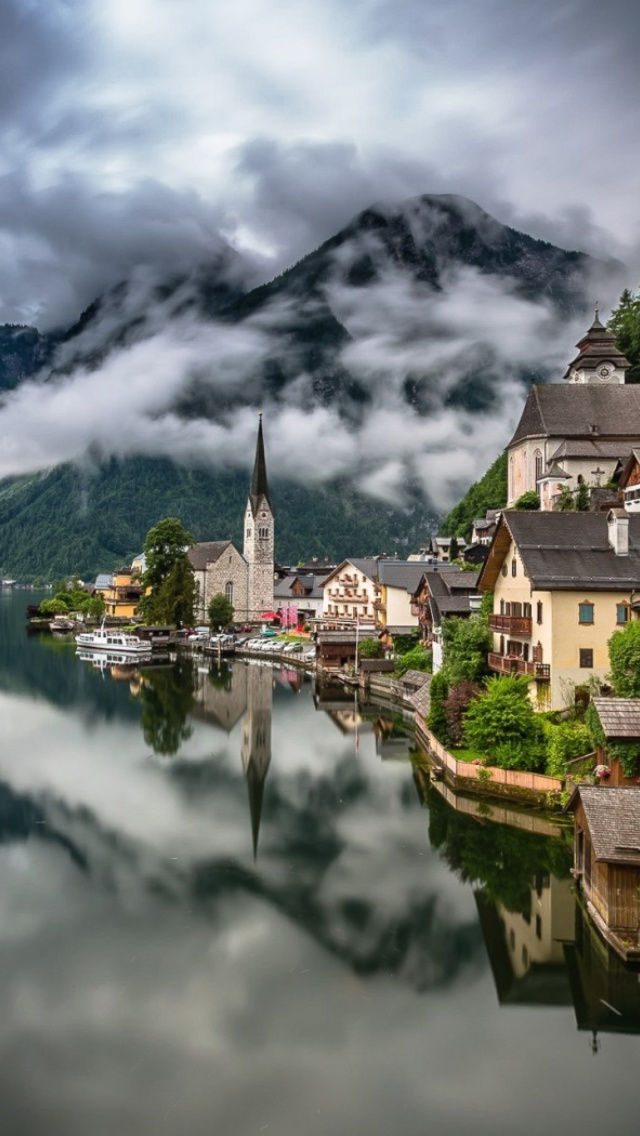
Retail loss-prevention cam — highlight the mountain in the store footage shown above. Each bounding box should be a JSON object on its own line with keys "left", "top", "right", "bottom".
{"left": 0, "top": 193, "right": 620, "bottom": 579}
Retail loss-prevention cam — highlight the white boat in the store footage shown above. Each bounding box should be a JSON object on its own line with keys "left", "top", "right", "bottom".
{"left": 75, "top": 623, "right": 152, "bottom": 655}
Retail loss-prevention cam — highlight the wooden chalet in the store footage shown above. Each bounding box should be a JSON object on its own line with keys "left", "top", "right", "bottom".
{"left": 566, "top": 786, "right": 640, "bottom": 963}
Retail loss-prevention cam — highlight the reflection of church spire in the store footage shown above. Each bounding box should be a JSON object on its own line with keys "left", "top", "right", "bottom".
{"left": 241, "top": 664, "right": 273, "bottom": 859}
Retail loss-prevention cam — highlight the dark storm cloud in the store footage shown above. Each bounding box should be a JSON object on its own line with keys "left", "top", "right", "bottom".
{"left": 0, "top": 0, "right": 93, "bottom": 127}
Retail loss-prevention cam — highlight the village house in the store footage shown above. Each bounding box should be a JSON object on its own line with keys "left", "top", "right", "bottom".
{"left": 471, "top": 509, "right": 501, "bottom": 546}
{"left": 274, "top": 572, "right": 324, "bottom": 625}
{"left": 94, "top": 567, "right": 143, "bottom": 619}
{"left": 321, "top": 559, "right": 379, "bottom": 625}
{"left": 374, "top": 561, "right": 426, "bottom": 635}
{"left": 479, "top": 509, "right": 640, "bottom": 711}
{"left": 589, "top": 698, "right": 640, "bottom": 787}
{"left": 506, "top": 313, "right": 640, "bottom": 510}
{"left": 429, "top": 535, "right": 468, "bottom": 562}
{"left": 566, "top": 786, "right": 640, "bottom": 963}
{"left": 412, "top": 565, "right": 481, "bottom": 660}
{"left": 188, "top": 417, "right": 274, "bottom": 624}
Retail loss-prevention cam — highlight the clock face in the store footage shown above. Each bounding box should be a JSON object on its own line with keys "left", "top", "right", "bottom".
{"left": 598, "top": 364, "right": 611, "bottom": 380}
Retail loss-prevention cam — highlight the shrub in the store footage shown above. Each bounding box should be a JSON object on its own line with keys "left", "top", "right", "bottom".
{"left": 427, "top": 672, "right": 449, "bottom": 743}
{"left": 608, "top": 620, "right": 640, "bottom": 697}
{"left": 444, "top": 680, "right": 480, "bottom": 746}
{"left": 358, "top": 637, "right": 383, "bottom": 659}
{"left": 544, "top": 720, "right": 592, "bottom": 778}
{"left": 395, "top": 644, "right": 432, "bottom": 676}
{"left": 463, "top": 675, "right": 546, "bottom": 772}
{"left": 514, "top": 491, "right": 540, "bottom": 511}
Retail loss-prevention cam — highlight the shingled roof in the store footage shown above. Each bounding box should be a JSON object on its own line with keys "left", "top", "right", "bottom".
{"left": 592, "top": 698, "right": 640, "bottom": 740}
{"left": 569, "top": 787, "right": 640, "bottom": 865}
{"left": 563, "top": 314, "right": 631, "bottom": 379}
{"left": 479, "top": 511, "right": 640, "bottom": 592}
{"left": 188, "top": 541, "right": 233, "bottom": 570}
{"left": 508, "top": 385, "right": 640, "bottom": 448}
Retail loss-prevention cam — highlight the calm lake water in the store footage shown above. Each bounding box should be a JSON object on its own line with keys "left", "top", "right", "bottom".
{"left": 1, "top": 589, "right": 639, "bottom": 1135}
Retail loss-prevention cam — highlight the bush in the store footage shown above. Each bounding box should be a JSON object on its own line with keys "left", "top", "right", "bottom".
{"left": 514, "top": 491, "right": 540, "bottom": 511}
{"left": 395, "top": 645, "right": 432, "bottom": 676}
{"left": 442, "top": 614, "right": 492, "bottom": 685}
{"left": 358, "top": 637, "right": 383, "bottom": 660}
{"left": 463, "top": 675, "right": 547, "bottom": 772}
{"left": 544, "top": 720, "right": 592, "bottom": 778}
{"left": 608, "top": 620, "right": 640, "bottom": 697}
{"left": 427, "top": 672, "right": 449, "bottom": 743}
{"left": 444, "top": 680, "right": 480, "bottom": 746}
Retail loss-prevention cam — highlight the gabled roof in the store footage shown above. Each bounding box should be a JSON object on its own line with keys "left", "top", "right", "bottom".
{"left": 549, "top": 438, "right": 633, "bottom": 462}
{"left": 568, "top": 787, "right": 640, "bottom": 866}
{"left": 321, "top": 558, "right": 380, "bottom": 587}
{"left": 429, "top": 593, "right": 475, "bottom": 622}
{"left": 188, "top": 540, "right": 232, "bottom": 570}
{"left": 563, "top": 314, "right": 631, "bottom": 379}
{"left": 508, "top": 385, "right": 640, "bottom": 448}
{"left": 479, "top": 510, "right": 640, "bottom": 592}
{"left": 592, "top": 698, "right": 640, "bottom": 741}
{"left": 377, "top": 562, "right": 426, "bottom": 593}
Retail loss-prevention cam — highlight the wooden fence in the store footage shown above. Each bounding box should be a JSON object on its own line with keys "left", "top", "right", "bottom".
{"left": 414, "top": 716, "right": 563, "bottom": 799}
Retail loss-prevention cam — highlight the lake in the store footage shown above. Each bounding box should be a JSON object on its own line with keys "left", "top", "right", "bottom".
{"left": 0, "top": 589, "right": 638, "bottom": 1135}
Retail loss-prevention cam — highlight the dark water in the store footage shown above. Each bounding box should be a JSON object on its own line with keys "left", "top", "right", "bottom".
{"left": 0, "top": 590, "right": 638, "bottom": 1135}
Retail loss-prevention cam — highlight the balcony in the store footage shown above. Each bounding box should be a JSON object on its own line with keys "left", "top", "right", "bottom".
{"left": 488, "top": 653, "right": 550, "bottom": 681}
{"left": 489, "top": 614, "right": 532, "bottom": 636}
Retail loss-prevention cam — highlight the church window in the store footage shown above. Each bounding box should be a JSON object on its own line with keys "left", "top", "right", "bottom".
{"left": 534, "top": 450, "right": 542, "bottom": 483}
{"left": 246, "top": 528, "right": 251, "bottom": 539}
{"left": 225, "top": 581, "right": 234, "bottom": 605}
{"left": 578, "top": 602, "right": 594, "bottom": 625}
{"left": 259, "top": 526, "right": 269, "bottom": 539}
{"left": 511, "top": 558, "right": 517, "bottom": 577}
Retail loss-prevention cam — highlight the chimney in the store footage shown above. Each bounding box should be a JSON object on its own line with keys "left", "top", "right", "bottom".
{"left": 608, "top": 509, "right": 629, "bottom": 556}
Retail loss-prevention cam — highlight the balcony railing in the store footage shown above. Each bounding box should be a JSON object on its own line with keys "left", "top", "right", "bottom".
{"left": 488, "top": 652, "right": 550, "bottom": 681}
{"left": 488, "top": 614, "right": 532, "bottom": 636}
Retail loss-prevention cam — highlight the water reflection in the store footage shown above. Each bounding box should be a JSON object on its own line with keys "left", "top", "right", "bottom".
{"left": 1, "top": 592, "right": 640, "bottom": 1134}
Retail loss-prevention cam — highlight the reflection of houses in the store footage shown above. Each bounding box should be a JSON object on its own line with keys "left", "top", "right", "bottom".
{"left": 565, "top": 902, "right": 640, "bottom": 1045}
{"left": 241, "top": 664, "right": 273, "bottom": 859}
{"left": 479, "top": 510, "right": 640, "bottom": 710}
{"left": 476, "top": 875, "right": 575, "bottom": 1006}
{"left": 566, "top": 786, "right": 640, "bottom": 963}
{"left": 192, "top": 663, "right": 249, "bottom": 733}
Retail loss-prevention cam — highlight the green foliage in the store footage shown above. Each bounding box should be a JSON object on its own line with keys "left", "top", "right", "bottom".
{"left": 394, "top": 644, "right": 432, "bottom": 676}
{"left": 448, "top": 535, "right": 460, "bottom": 560}
{"left": 39, "top": 597, "right": 70, "bottom": 615}
{"left": 138, "top": 517, "right": 196, "bottom": 626}
{"left": 440, "top": 452, "right": 507, "bottom": 540}
{"left": 608, "top": 620, "right": 640, "bottom": 697}
{"left": 444, "top": 680, "right": 480, "bottom": 746}
{"left": 358, "top": 637, "right": 383, "bottom": 659}
{"left": 427, "top": 671, "right": 449, "bottom": 743}
{"left": 441, "top": 614, "right": 492, "bottom": 685}
{"left": 392, "top": 633, "right": 419, "bottom": 655}
{"left": 513, "top": 491, "right": 540, "bottom": 511}
{"left": 585, "top": 702, "right": 640, "bottom": 778}
{"left": 208, "top": 593, "right": 235, "bottom": 629}
{"left": 608, "top": 287, "right": 640, "bottom": 384}
{"left": 575, "top": 480, "right": 590, "bottom": 511}
{"left": 463, "top": 675, "right": 547, "bottom": 772}
{"left": 544, "top": 720, "right": 592, "bottom": 778}
{"left": 553, "top": 484, "right": 575, "bottom": 512}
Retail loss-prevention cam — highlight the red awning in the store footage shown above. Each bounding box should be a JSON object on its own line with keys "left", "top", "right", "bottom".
{"left": 260, "top": 611, "right": 280, "bottom": 620}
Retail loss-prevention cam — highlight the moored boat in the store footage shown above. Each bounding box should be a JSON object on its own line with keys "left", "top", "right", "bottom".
{"left": 75, "top": 623, "right": 152, "bottom": 655}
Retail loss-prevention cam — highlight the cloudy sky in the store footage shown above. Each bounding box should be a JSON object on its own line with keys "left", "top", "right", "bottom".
{"left": 1, "top": 0, "right": 639, "bottom": 506}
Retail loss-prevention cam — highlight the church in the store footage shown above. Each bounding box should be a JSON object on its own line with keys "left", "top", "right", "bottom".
{"left": 188, "top": 416, "right": 275, "bottom": 623}
{"left": 507, "top": 311, "right": 640, "bottom": 510}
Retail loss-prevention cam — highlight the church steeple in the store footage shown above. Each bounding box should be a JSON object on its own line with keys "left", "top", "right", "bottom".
{"left": 563, "top": 307, "right": 631, "bottom": 384}
{"left": 249, "top": 412, "right": 271, "bottom": 517}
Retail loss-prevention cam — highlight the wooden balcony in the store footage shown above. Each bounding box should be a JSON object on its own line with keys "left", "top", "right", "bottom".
{"left": 488, "top": 614, "right": 532, "bottom": 636}
{"left": 488, "top": 653, "right": 550, "bottom": 681}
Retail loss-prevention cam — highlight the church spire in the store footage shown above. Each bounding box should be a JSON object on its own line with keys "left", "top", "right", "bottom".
{"left": 249, "top": 413, "right": 271, "bottom": 516}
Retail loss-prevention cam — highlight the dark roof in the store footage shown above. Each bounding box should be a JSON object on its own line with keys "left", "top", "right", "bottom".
{"left": 188, "top": 541, "right": 232, "bottom": 570}
{"left": 480, "top": 511, "right": 640, "bottom": 592}
{"left": 430, "top": 594, "right": 475, "bottom": 621}
{"left": 401, "top": 670, "right": 431, "bottom": 688}
{"left": 508, "top": 385, "right": 640, "bottom": 448}
{"left": 447, "top": 571, "right": 481, "bottom": 591}
{"left": 274, "top": 574, "right": 323, "bottom": 600}
{"left": 249, "top": 414, "right": 271, "bottom": 516}
{"left": 549, "top": 438, "right": 633, "bottom": 461}
{"left": 571, "top": 787, "right": 640, "bottom": 865}
{"left": 378, "top": 562, "right": 426, "bottom": 593}
{"left": 592, "top": 698, "right": 640, "bottom": 740}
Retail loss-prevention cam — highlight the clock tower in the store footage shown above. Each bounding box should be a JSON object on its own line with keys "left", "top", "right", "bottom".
{"left": 563, "top": 308, "right": 631, "bottom": 385}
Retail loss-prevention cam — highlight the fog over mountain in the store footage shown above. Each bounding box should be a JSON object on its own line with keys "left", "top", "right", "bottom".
{"left": 0, "top": 195, "right": 621, "bottom": 517}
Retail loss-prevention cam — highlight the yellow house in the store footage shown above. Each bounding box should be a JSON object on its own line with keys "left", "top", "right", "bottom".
{"left": 96, "top": 567, "right": 144, "bottom": 619}
{"left": 479, "top": 510, "right": 638, "bottom": 711}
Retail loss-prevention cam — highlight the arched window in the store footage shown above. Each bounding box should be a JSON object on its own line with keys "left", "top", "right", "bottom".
{"left": 259, "top": 526, "right": 269, "bottom": 540}
{"left": 225, "top": 581, "right": 234, "bottom": 605}
{"left": 534, "top": 449, "right": 543, "bottom": 484}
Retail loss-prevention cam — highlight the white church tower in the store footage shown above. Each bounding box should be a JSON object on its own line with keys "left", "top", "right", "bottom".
{"left": 563, "top": 308, "right": 631, "bottom": 385}
{"left": 243, "top": 414, "right": 275, "bottom": 621}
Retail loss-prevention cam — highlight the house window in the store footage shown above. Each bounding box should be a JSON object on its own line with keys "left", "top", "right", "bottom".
{"left": 511, "top": 558, "right": 517, "bottom": 577}
{"left": 536, "top": 601, "right": 543, "bottom": 625}
{"left": 578, "top": 602, "right": 594, "bottom": 625}
{"left": 536, "top": 915, "right": 542, "bottom": 940}
{"left": 579, "top": 648, "right": 594, "bottom": 668}
{"left": 617, "top": 603, "right": 629, "bottom": 625}
{"left": 225, "top": 581, "right": 234, "bottom": 605}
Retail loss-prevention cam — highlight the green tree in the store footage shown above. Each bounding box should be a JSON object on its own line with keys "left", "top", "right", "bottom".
{"left": 138, "top": 517, "right": 196, "bottom": 625}
{"left": 514, "top": 491, "right": 540, "bottom": 511}
{"left": 441, "top": 614, "right": 492, "bottom": 685}
{"left": 463, "top": 675, "right": 547, "bottom": 771}
{"left": 208, "top": 592, "right": 235, "bottom": 629}
{"left": 427, "top": 671, "right": 449, "bottom": 743}
{"left": 608, "top": 287, "right": 640, "bottom": 384}
{"left": 553, "top": 484, "right": 575, "bottom": 512}
{"left": 608, "top": 620, "right": 640, "bottom": 697}
{"left": 358, "top": 637, "right": 383, "bottom": 659}
{"left": 394, "top": 644, "right": 432, "bottom": 676}
{"left": 448, "top": 535, "right": 460, "bottom": 561}
{"left": 575, "top": 480, "right": 590, "bottom": 511}
{"left": 544, "top": 720, "right": 591, "bottom": 778}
